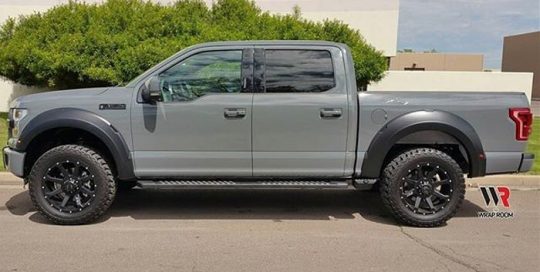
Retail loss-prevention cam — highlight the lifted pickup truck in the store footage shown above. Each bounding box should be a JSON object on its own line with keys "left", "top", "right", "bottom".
{"left": 3, "top": 41, "right": 534, "bottom": 226}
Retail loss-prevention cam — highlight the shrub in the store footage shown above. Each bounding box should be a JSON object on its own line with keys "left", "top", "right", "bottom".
{"left": 0, "top": 0, "right": 386, "bottom": 89}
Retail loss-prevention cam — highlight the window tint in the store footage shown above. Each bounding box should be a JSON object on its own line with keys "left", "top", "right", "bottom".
{"left": 159, "top": 50, "right": 242, "bottom": 102}
{"left": 264, "top": 50, "right": 335, "bottom": 93}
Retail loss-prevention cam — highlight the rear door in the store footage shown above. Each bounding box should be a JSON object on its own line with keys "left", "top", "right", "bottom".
{"left": 251, "top": 46, "right": 349, "bottom": 177}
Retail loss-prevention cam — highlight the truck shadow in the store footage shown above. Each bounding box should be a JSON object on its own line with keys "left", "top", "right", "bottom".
{"left": 5, "top": 189, "right": 487, "bottom": 226}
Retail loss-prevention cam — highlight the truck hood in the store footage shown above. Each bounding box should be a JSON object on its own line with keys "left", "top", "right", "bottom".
{"left": 10, "top": 87, "right": 111, "bottom": 109}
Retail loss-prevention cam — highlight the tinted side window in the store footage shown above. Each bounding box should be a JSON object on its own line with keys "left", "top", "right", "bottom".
{"left": 159, "top": 50, "right": 242, "bottom": 102}
{"left": 264, "top": 50, "right": 335, "bottom": 93}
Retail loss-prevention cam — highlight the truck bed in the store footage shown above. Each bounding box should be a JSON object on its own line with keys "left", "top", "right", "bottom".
{"left": 357, "top": 91, "right": 530, "bottom": 175}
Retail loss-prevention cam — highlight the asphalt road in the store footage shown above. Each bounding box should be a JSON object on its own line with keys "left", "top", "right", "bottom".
{"left": 0, "top": 186, "right": 538, "bottom": 272}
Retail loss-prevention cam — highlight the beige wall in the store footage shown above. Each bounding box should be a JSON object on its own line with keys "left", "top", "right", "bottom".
{"left": 368, "top": 71, "right": 534, "bottom": 102}
{"left": 502, "top": 31, "right": 540, "bottom": 100}
{"left": 389, "top": 53, "right": 484, "bottom": 71}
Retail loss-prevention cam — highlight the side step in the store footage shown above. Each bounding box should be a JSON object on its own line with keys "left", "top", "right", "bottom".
{"left": 137, "top": 180, "right": 350, "bottom": 190}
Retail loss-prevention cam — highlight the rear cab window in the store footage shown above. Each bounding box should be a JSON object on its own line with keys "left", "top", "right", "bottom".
{"left": 264, "top": 50, "right": 336, "bottom": 93}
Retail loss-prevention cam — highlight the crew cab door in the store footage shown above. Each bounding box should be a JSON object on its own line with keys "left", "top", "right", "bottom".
{"left": 131, "top": 47, "right": 254, "bottom": 177}
{"left": 252, "top": 46, "right": 349, "bottom": 176}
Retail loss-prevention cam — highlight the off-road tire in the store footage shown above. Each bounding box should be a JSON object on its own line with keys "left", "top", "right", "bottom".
{"left": 28, "top": 145, "right": 116, "bottom": 225}
{"left": 380, "top": 148, "right": 465, "bottom": 227}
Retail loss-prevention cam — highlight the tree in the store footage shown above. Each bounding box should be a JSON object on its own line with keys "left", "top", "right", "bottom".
{"left": 0, "top": 0, "right": 387, "bottom": 89}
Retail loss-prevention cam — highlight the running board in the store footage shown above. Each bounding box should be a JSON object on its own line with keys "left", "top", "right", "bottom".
{"left": 137, "top": 180, "right": 350, "bottom": 190}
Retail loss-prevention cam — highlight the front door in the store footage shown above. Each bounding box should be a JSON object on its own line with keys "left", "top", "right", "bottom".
{"left": 252, "top": 47, "right": 349, "bottom": 177}
{"left": 131, "top": 48, "right": 253, "bottom": 177}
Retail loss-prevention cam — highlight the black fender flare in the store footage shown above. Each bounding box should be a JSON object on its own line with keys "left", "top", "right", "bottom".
{"left": 17, "top": 108, "right": 135, "bottom": 180}
{"left": 360, "top": 110, "right": 486, "bottom": 178}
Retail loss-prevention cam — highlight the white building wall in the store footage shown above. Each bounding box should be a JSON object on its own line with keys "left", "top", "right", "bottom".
{"left": 368, "top": 71, "right": 534, "bottom": 103}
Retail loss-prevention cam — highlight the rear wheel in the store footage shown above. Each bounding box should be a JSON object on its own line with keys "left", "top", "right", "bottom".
{"left": 28, "top": 145, "right": 116, "bottom": 225}
{"left": 380, "top": 148, "right": 465, "bottom": 227}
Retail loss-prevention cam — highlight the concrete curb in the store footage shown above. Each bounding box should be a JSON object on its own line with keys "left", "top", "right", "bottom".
{"left": 0, "top": 172, "right": 23, "bottom": 186}
{"left": 0, "top": 172, "right": 538, "bottom": 187}
{"left": 465, "top": 175, "right": 540, "bottom": 188}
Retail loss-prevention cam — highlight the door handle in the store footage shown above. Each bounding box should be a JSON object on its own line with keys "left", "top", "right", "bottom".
{"left": 320, "top": 108, "right": 342, "bottom": 118}
{"left": 224, "top": 108, "right": 247, "bottom": 119}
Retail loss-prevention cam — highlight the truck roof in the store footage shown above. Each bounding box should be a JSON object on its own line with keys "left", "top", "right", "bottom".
{"left": 189, "top": 40, "right": 348, "bottom": 49}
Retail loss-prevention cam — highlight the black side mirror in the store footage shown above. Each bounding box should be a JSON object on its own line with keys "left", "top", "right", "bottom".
{"left": 141, "top": 76, "right": 162, "bottom": 103}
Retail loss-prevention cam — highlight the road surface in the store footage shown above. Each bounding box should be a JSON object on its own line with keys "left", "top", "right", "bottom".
{"left": 0, "top": 186, "right": 538, "bottom": 272}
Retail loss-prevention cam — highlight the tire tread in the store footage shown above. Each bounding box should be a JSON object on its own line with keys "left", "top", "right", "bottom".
{"left": 27, "top": 145, "right": 116, "bottom": 225}
{"left": 380, "top": 148, "right": 465, "bottom": 227}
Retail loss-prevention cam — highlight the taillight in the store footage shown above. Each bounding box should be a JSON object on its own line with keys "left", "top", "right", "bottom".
{"left": 509, "top": 108, "right": 533, "bottom": 141}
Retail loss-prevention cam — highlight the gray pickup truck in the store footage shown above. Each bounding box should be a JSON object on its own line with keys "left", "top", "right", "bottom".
{"left": 3, "top": 41, "right": 534, "bottom": 226}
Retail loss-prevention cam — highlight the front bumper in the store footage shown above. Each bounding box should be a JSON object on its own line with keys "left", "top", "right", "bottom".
{"left": 519, "top": 153, "right": 535, "bottom": 173}
{"left": 2, "top": 147, "right": 25, "bottom": 178}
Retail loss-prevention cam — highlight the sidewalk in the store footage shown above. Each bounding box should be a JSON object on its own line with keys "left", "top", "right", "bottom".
{"left": 466, "top": 174, "right": 539, "bottom": 188}
{"left": 1, "top": 172, "right": 538, "bottom": 187}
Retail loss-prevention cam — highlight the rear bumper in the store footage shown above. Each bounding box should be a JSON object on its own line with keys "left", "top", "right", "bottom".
{"left": 485, "top": 152, "right": 535, "bottom": 175}
{"left": 518, "top": 153, "right": 535, "bottom": 173}
{"left": 2, "top": 147, "right": 25, "bottom": 178}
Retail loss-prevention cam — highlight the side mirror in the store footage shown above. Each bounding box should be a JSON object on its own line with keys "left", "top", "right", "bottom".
{"left": 141, "top": 76, "right": 162, "bottom": 103}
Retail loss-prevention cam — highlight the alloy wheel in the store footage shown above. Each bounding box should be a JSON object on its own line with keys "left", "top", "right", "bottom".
{"left": 41, "top": 160, "right": 96, "bottom": 214}
{"left": 399, "top": 162, "right": 454, "bottom": 215}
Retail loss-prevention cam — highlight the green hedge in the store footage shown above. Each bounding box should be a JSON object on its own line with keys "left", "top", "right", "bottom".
{"left": 0, "top": 0, "right": 387, "bottom": 89}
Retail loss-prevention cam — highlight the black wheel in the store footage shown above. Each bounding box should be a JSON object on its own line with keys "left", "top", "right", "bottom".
{"left": 380, "top": 148, "right": 465, "bottom": 227}
{"left": 28, "top": 145, "right": 116, "bottom": 225}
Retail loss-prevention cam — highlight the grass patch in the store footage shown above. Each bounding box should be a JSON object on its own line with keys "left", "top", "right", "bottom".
{"left": 525, "top": 117, "right": 540, "bottom": 175}
{"left": 0, "top": 112, "right": 7, "bottom": 171}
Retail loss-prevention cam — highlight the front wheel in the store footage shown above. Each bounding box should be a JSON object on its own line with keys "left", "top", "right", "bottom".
{"left": 380, "top": 148, "right": 465, "bottom": 227}
{"left": 28, "top": 145, "right": 116, "bottom": 225}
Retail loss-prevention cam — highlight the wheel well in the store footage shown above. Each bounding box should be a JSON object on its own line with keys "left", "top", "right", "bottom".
{"left": 23, "top": 128, "right": 116, "bottom": 177}
{"left": 381, "top": 130, "right": 471, "bottom": 176}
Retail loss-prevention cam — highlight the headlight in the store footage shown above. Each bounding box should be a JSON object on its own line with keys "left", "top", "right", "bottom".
{"left": 11, "top": 108, "right": 27, "bottom": 122}
{"left": 10, "top": 108, "right": 27, "bottom": 137}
